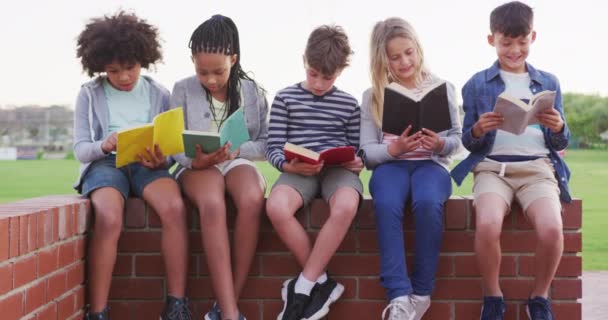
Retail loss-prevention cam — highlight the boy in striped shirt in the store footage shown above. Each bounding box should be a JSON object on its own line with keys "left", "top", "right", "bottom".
{"left": 265, "top": 25, "right": 363, "bottom": 320}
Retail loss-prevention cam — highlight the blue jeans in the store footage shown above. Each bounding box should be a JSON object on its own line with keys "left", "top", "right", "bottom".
{"left": 369, "top": 160, "right": 451, "bottom": 300}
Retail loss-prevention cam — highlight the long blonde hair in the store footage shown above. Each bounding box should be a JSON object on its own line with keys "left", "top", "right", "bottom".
{"left": 369, "top": 17, "right": 430, "bottom": 127}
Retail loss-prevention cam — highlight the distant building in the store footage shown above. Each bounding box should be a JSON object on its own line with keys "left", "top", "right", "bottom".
{"left": 0, "top": 105, "right": 73, "bottom": 148}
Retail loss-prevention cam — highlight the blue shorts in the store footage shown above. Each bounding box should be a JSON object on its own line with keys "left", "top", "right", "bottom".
{"left": 79, "top": 154, "right": 173, "bottom": 199}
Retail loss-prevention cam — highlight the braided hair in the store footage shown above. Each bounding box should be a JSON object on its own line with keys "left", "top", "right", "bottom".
{"left": 189, "top": 15, "right": 257, "bottom": 118}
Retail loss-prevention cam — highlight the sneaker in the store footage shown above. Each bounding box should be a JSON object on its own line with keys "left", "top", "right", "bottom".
{"left": 410, "top": 295, "right": 431, "bottom": 320}
{"left": 160, "top": 296, "right": 192, "bottom": 320}
{"left": 480, "top": 296, "right": 505, "bottom": 320}
{"left": 381, "top": 297, "right": 416, "bottom": 320}
{"left": 301, "top": 277, "right": 345, "bottom": 320}
{"left": 204, "top": 302, "right": 221, "bottom": 320}
{"left": 526, "top": 296, "right": 554, "bottom": 320}
{"left": 85, "top": 306, "right": 109, "bottom": 320}
{"left": 278, "top": 278, "right": 312, "bottom": 320}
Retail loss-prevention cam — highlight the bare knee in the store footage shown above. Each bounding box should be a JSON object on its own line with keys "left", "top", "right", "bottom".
{"left": 537, "top": 224, "right": 564, "bottom": 246}
{"left": 235, "top": 189, "right": 265, "bottom": 218}
{"left": 329, "top": 201, "right": 358, "bottom": 224}
{"left": 196, "top": 196, "right": 226, "bottom": 225}
{"left": 475, "top": 211, "right": 505, "bottom": 242}
{"left": 154, "top": 197, "right": 186, "bottom": 224}
{"left": 92, "top": 206, "right": 123, "bottom": 240}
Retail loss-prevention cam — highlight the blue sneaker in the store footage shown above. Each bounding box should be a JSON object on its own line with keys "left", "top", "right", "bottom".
{"left": 526, "top": 296, "right": 554, "bottom": 320}
{"left": 85, "top": 306, "right": 109, "bottom": 320}
{"left": 204, "top": 302, "right": 221, "bottom": 320}
{"left": 480, "top": 296, "right": 505, "bottom": 320}
{"left": 160, "top": 296, "right": 192, "bottom": 320}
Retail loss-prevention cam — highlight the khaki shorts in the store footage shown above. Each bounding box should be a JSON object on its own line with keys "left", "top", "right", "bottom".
{"left": 472, "top": 158, "right": 560, "bottom": 211}
{"left": 272, "top": 166, "right": 363, "bottom": 207}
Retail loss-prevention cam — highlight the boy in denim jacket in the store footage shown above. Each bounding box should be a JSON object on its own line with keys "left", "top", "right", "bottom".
{"left": 451, "top": 2, "right": 571, "bottom": 319}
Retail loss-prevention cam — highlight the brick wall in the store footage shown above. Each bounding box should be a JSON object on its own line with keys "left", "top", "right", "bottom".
{"left": 0, "top": 196, "right": 89, "bottom": 320}
{"left": 0, "top": 195, "right": 582, "bottom": 320}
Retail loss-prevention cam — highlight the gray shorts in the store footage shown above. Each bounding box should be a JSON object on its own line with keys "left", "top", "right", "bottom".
{"left": 272, "top": 166, "right": 364, "bottom": 207}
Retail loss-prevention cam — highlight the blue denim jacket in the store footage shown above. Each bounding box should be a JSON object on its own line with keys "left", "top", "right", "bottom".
{"left": 451, "top": 61, "right": 571, "bottom": 203}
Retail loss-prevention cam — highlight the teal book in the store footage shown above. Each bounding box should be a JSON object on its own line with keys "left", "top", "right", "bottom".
{"left": 182, "top": 109, "right": 250, "bottom": 158}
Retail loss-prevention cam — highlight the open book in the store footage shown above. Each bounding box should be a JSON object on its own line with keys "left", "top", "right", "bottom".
{"left": 382, "top": 81, "right": 452, "bottom": 135}
{"left": 494, "top": 90, "right": 556, "bottom": 135}
{"left": 283, "top": 142, "right": 355, "bottom": 165}
{"left": 182, "top": 108, "right": 250, "bottom": 157}
{"left": 116, "top": 107, "right": 185, "bottom": 168}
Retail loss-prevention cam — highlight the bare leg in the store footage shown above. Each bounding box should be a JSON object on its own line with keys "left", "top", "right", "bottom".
{"left": 180, "top": 169, "right": 238, "bottom": 319}
{"left": 474, "top": 193, "right": 509, "bottom": 296}
{"left": 302, "top": 187, "right": 358, "bottom": 281}
{"left": 88, "top": 187, "right": 125, "bottom": 312}
{"left": 142, "top": 177, "right": 188, "bottom": 297}
{"left": 265, "top": 186, "right": 309, "bottom": 266}
{"left": 225, "top": 165, "right": 265, "bottom": 298}
{"left": 526, "top": 198, "right": 563, "bottom": 298}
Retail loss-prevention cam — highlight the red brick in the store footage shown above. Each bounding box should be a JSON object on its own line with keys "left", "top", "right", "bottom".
{"left": 454, "top": 255, "right": 517, "bottom": 277}
{"left": 563, "top": 232, "right": 582, "bottom": 253}
{"left": 188, "top": 254, "right": 199, "bottom": 275}
{"left": 36, "top": 212, "right": 54, "bottom": 248}
{"left": 552, "top": 279, "right": 582, "bottom": 299}
{"left": 25, "top": 280, "right": 46, "bottom": 314}
{"left": 500, "top": 279, "right": 534, "bottom": 299}
{"left": 0, "top": 262, "right": 13, "bottom": 294}
{"left": 551, "top": 302, "right": 582, "bottom": 320}
{"left": 309, "top": 199, "right": 328, "bottom": 228}
{"left": 188, "top": 231, "right": 203, "bottom": 253}
{"left": 125, "top": 198, "right": 146, "bottom": 228}
{"left": 35, "top": 302, "right": 57, "bottom": 320}
{"left": 186, "top": 278, "right": 214, "bottom": 299}
{"left": 14, "top": 255, "right": 37, "bottom": 288}
{"left": 333, "top": 277, "right": 357, "bottom": 299}
{"left": 0, "top": 219, "right": 9, "bottom": 261}
{"left": 0, "top": 291, "right": 24, "bottom": 320}
{"left": 327, "top": 255, "right": 380, "bottom": 276}
{"left": 261, "top": 255, "right": 300, "bottom": 276}
{"left": 562, "top": 200, "right": 582, "bottom": 230}
{"left": 422, "top": 302, "right": 451, "bottom": 320}
{"left": 37, "top": 246, "right": 59, "bottom": 277}
{"left": 117, "top": 231, "right": 162, "bottom": 252}
{"left": 19, "top": 215, "right": 29, "bottom": 255}
{"left": 67, "top": 262, "right": 85, "bottom": 289}
{"left": 9, "top": 217, "right": 19, "bottom": 258}
{"left": 58, "top": 241, "right": 76, "bottom": 268}
{"left": 57, "top": 291, "right": 76, "bottom": 320}
{"left": 358, "top": 277, "right": 385, "bottom": 299}
{"left": 358, "top": 230, "right": 378, "bottom": 252}
{"left": 433, "top": 279, "right": 482, "bottom": 299}
{"left": 326, "top": 301, "right": 385, "bottom": 319}
{"left": 109, "top": 278, "right": 164, "bottom": 299}
{"left": 57, "top": 205, "right": 74, "bottom": 240}
{"left": 28, "top": 214, "right": 38, "bottom": 252}
{"left": 440, "top": 231, "right": 475, "bottom": 252}
{"left": 257, "top": 232, "right": 289, "bottom": 252}
{"left": 135, "top": 255, "right": 165, "bottom": 276}
{"left": 75, "top": 237, "right": 86, "bottom": 260}
{"left": 520, "top": 255, "right": 582, "bottom": 277}
{"left": 501, "top": 231, "right": 536, "bottom": 252}
{"left": 75, "top": 201, "right": 90, "bottom": 234}
{"left": 444, "top": 197, "right": 468, "bottom": 229}
{"left": 262, "top": 301, "right": 284, "bottom": 320}
{"left": 240, "top": 278, "right": 287, "bottom": 299}
{"left": 108, "top": 301, "right": 131, "bottom": 320}
{"left": 236, "top": 301, "right": 262, "bottom": 320}
{"left": 75, "top": 285, "right": 86, "bottom": 310}
{"left": 47, "top": 271, "right": 67, "bottom": 301}
{"left": 113, "top": 254, "right": 133, "bottom": 276}
{"left": 132, "top": 301, "right": 164, "bottom": 320}
{"left": 148, "top": 207, "right": 162, "bottom": 228}
{"left": 355, "top": 200, "right": 376, "bottom": 229}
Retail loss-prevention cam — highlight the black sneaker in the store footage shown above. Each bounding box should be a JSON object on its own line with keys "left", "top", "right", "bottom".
{"left": 480, "top": 296, "right": 505, "bottom": 320}
{"left": 301, "top": 277, "right": 345, "bottom": 320}
{"left": 277, "top": 278, "right": 312, "bottom": 320}
{"left": 85, "top": 306, "right": 109, "bottom": 320}
{"left": 160, "top": 296, "right": 192, "bottom": 320}
{"left": 526, "top": 296, "right": 554, "bottom": 320}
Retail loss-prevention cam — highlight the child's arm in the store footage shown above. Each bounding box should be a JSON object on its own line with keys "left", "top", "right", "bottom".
{"left": 431, "top": 82, "right": 463, "bottom": 156}
{"left": 72, "top": 86, "right": 107, "bottom": 163}
{"left": 346, "top": 103, "right": 361, "bottom": 149}
{"left": 266, "top": 95, "right": 289, "bottom": 171}
{"left": 461, "top": 81, "right": 501, "bottom": 152}
{"left": 169, "top": 81, "right": 193, "bottom": 169}
{"left": 238, "top": 85, "right": 269, "bottom": 160}
{"left": 359, "top": 89, "right": 399, "bottom": 169}
{"left": 538, "top": 78, "right": 569, "bottom": 150}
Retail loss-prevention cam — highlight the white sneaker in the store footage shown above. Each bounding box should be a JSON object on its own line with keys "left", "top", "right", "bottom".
{"left": 381, "top": 297, "right": 416, "bottom": 320}
{"left": 409, "top": 295, "right": 431, "bottom": 320}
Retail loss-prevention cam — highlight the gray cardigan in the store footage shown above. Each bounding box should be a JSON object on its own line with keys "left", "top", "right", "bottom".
{"left": 170, "top": 76, "right": 269, "bottom": 172}
{"left": 72, "top": 76, "right": 171, "bottom": 188}
{"left": 360, "top": 80, "right": 463, "bottom": 170}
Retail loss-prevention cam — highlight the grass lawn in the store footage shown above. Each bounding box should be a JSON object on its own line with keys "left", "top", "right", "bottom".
{"left": 0, "top": 149, "right": 605, "bottom": 270}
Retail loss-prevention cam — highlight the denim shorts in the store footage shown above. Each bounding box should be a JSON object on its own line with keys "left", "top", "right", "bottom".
{"left": 79, "top": 154, "right": 173, "bottom": 199}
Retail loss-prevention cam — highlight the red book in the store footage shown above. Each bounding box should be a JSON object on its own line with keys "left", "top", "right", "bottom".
{"left": 284, "top": 142, "right": 355, "bottom": 165}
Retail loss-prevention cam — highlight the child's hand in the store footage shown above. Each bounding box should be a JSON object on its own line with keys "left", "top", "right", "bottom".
{"left": 472, "top": 112, "right": 503, "bottom": 138}
{"left": 191, "top": 144, "right": 231, "bottom": 170}
{"left": 102, "top": 132, "right": 117, "bottom": 153}
{"left": 283, "top": 158, "right": 323, "bottom": 176}
{"left": 387, "top": 125, "right": 423, "bottom": 157}
{"left": 341, "top": 156, "right": 364, "bottom": 174}
{"left": 138, "top": 144, "right": 168, "bottom": 169}
{"left": 536, "top": 108, "right": 564, "bottom": 133}
{"left": 420, "top": 128, "right": 445, "bottom": 152}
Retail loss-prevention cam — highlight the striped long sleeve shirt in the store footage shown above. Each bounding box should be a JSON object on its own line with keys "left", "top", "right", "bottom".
{"left": 266, "top": 83, "right": 360, "bottom": 171}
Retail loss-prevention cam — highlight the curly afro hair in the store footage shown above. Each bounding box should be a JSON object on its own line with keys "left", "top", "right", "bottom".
{"left": 76, "top": 11, "right": 162, "bottom": 76}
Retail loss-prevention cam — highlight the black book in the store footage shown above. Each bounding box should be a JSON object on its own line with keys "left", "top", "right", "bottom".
{"left": 382, "top": 81, "right": 452, "bottom": 135}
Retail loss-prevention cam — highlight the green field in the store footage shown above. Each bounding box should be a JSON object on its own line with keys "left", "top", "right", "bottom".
{"left": 0, "top": 150, "right": 606, "bottom": 270}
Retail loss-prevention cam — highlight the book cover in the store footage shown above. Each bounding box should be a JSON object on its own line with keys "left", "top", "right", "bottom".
{"left": 283, "top": 142, "right": 355, "bottom": 165}
{"left": 182, "top": 109, "right": 250, "bottom": 158}
{"left": 116, "top": 107, "right": 185, "bottom": 168}
{"left": 382, "top": 81, "right": 452, "bottom": 135}
{"left": 494, "top": 90, "right": 556, "bottom": 135}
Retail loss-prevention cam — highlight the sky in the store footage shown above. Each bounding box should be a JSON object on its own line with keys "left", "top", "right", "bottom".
{"left": 0, "top": 0, "right": 606, "bottom": 108}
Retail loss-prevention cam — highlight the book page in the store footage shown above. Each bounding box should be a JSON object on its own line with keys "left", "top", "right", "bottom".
{"left": 219, "top": 108, "right": 250, "bottom": 153}
{"left": 152, "top": 107, "right": 185, "bottom": 156}
{"left": 494, "top": 95, "right": 529, "bottom": 135}
{"left": 116, "top": 124, "right": 154, "bottom": 167}
{"left": 526, "top": 91, "right": 556, "bottom": 125}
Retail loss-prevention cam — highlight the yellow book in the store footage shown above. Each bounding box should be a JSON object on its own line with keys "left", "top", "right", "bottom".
{"left": 115, "top": 107, "right": 185, "bottom": 168}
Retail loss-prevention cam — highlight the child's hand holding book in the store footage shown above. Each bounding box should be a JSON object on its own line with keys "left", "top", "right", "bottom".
{"left": 138, "top": 144, "right": 168, "bottom": 169}
{"left": 387, "top": 126, "right": 423, "bottom": 157}
{"left": 283, "top": 157, "right": 324, "bottom": 176}
{"left": 536, "top": 108, "right": 564, "bottom": 133}
{"left": 191, "top": 143, "right": 236, "bottom": 170}
{"left": 472, "top": 112, "right": 504, "bottom": 138}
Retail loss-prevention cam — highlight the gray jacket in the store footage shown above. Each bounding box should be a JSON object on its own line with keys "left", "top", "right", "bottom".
{"left": 170, "top": 76, "right": 269, "bottom": 171}
{"left": 360, "top": 80, "right": 463, "bottom": 170}
{"left": 72, "top": 76, "right": 171, "bottom": 188}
